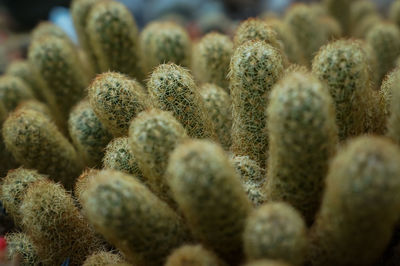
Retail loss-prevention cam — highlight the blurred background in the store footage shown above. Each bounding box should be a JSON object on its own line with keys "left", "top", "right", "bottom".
{"left": 0, "top": 0, "right": 394, "bottom": 74}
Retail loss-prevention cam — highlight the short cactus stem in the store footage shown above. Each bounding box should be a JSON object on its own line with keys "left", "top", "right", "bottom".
{"left": 88, "top": 72, "right": 150, "bottom": 137}
{"left": 2, "top": 108, "right": 82, "bottom": 189}
{"left": 128, "top": 108, "right": 187, "bottom": 204}
{"left": 31, "top": 21, "right": 73, "bottom": 45}
{"left": 5, "top": 233, "right": 40, "bottom": 266}
{"left": 166, "top": 140, "right": 252, "bottom": 263}
{"left": 165, "top": 244, "right": 225, "bottom": 266}
{"left": 20, "top": 179, "right": 101, "bottom": 265}
{"left": 81, "top": 169, "right": 191, "bottom": 266}
{"left": 230, "top": 40, "right": 284, "bottom": 168}
{"left": 0, "top": 75, "right": 34, "bottom": 113}
{"left": 86, "top": 0, "right": 142, "bottom": 79}
{"left": 199, "top": 83, "right": 232, "bottom": 150}
{"left": 74, "top": 168, "right": 100, "bottom": 206}
{"left": 82, "top": 251, "right": 124, "bottom": 266}
{"left": 139, "top": 21, "right": 191, "bottom": 75}
{"left": 243, "top": 202, "right": 307, "bottom": 265}
{"left": 147, "top": 63, "right": 215, "bottom": 139}
{"left": 102, "top": 137, "right": 144, "bottom": 182}
{"left": 68, "top": 99, "right": 113, "bottom": 167}
{"left": 308, "top": 136, "right": 400, "bottom": 265}
{"left": 266, "top": 70, "right": 338, "bottom": 223}
{"left": 192, "top": 32, "right": 233, "bottom": 89}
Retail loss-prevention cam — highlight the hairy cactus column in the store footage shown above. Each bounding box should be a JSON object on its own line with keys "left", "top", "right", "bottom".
{"left": 230, "top": 41, "right": 284, "bottom": 168}
{"left": 86, "top": 0, "right": 142, "bottom": 79}
{"left": 308, "top": 136, "right": 400, "bottom": 265}
{"left": 266, "top": 70, "right": 338, "bottom": 224}
{"left": 5, "top": 233, "right": 39, "bottom": 266}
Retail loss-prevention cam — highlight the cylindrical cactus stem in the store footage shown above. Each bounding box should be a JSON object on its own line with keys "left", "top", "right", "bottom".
{"left": 366, "top": 22, "right": 400, "bottom": 83}
{"left": 2, "top": 109, "right": 82, "bottom": 189}
{"left": 68, "top": 99, "right": 113, "bottom": 167}
{"left": 86, "top": 0, "right": 142, "bottom": 79}
{"left": 166, "top": 140, "right": 252, "bottom": 263}
{"left": 389, "top": 0, "right": 400, "bottom": 29}
{"left": 312, "top": 40, "right": 370, "bottom": 140}
{"left": 102, "top": 137, "right": 144, "bottom": 181}
{"left": 16, "top": 100, "right": 52, "bottom": 120}
{"left": 81, "top": 169, "right": 191, "bottom": 266}
{"left": 244, "top": 260, "right": 292, "bottom": 266}
{"left": 6, "top": 60, "right": 48, "bottom": 103}
{"left": 266, "top": 70, "right": 338, "bottom": 223}
{"left": 5, "top": 233, "right": 40, "bottom": 266}
{"left": 0, "top": 103, "right": 17, "bottom": 178}
{"left": 20, "top": 180, "right": 101, "bottom": 266}
{"left": 350, "top": 0, "right": 377, "bottom": 31}
{"left": 28, "top": 35, "right": 88, "bottom": 119}
{"left": 31, "top": 21, "right": 73, "bottom": 44}
{"left": 82, "top": 251, "right": 124, "bottom": 266}
{"left": 308, "top": 136, "right": 400, "bottom": 266}
{"left": 358, "top": 40, "right": 379, "bottom": 88}
{"left": 230, "top": 155, "right": 267, "bottom": 207}
{"left": 0, "top": 75, "right": 34, "bottom": 113}
{"left": 88, "top": 72, "right": 150, "bottom": 137}
{"left": 165, "top": 244, "right": 226, "bottom": 266}
{"left": 0, "top": 168, "right": 46, "bottom": 225}
{"left": 199, "top": 83, "right": 232, "bottom": 150}
{"left": 243, "top": 202, "right": 307, "bottom": 265}
{"left": 384, "top": 68, "right": 400, "bottom": 143}
{"left": 192, "top": 32, "right": 233, "bottom": 90}
{"left": 128, "top": 108, "right": 187, "bottom": 204}
{"left": 323, "top": 0, "right": 350, "bottom": 35}
{"left": 230, "top": 41, "right": 284, "bottom": 168}
{"left": 139, "top": 21, "right": 191, "bottom": 76}
{"left": 71, "top": 0, "right": 101, "bottom": 73}
{"left": 147, "top": 63, "right": 215, "bottom": 139}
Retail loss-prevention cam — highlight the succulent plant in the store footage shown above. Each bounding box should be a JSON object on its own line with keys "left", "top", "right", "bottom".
{"left": 165, "top": 244, "right": 225, "bottom": 266}
{"left": 5, "top": 232, "right": 40, "bottom": 266}
{"left": 82, "top": 251, "right": 124, "bottom": 266}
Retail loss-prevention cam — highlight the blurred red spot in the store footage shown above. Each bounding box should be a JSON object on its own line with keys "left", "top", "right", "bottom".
{"left": 0, "top": 237, "right": 6, "bottom": 251}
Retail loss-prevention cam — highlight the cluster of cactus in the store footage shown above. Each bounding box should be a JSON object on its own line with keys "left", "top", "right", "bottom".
{"left": 3, "top": 0, "right": 400, "bottom": 265}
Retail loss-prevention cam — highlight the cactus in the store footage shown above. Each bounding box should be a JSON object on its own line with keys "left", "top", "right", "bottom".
{"left": 323, "top": 0, "right": 350, "bottom": 35}
{"left": 5, "top": 233, "right": 40, "bottom": 266}
{"left": 230, "top": 155, "right": 266, "bottom": 207}
{"left": 199, "top": 83, "right": 232, "bottom": 150}
{"left": 243, "top": 202, "right": 307, "bottom": 265}
{"left": 28, "top": 35, "right": 88, "bottom": 119}
{"left": 384, "top": 68, "right": 400, "bottom": 143}
{"left": 308, "top": 136, "right": 400, "bottom": 266}
{"left": 266, "top": 70, "right": 338, "bottom": 223}
{"left": 2, "top": 108, "right": 82, "bottom": 189}
{"left": 366, "top": 22, "right": 400, "bottom": 83}
{"left": 244, "top": 260, "right": 291, "bottom": 266}
{"left": 81, "top": 169, "right": 191, "bottom": 266}
{"left": 139, "top": 21, "right": 191, "bottom": 76}
{"left": 86, "top": 0, "right": 142, "bottom": 79}
{"left": 0, "top": 75, "right": 34, "bottom": 113}
{"left": 230, "top": 41, "right": 284, "bottom": 168}
{"left": 82, "top": 251, "right": 124, "bottom": 266}
{"left": 20, "top": 179, "right": 101, "bottom": 265}
{"left": 312, "top": 40, "right": 370, "bottom": 140}
{"left": 192, "top": 32, "right": 233, "bottom": 89}
{"left": 148, "top": 63, "right": 215, "bottom": 139}
{"left": 31, "top": 21, "right": 73, "bottom": 45}
{"left": 128, "top": 108, "right": 187, "bottom": 204}
{"left": 359, "top": 40, "right": 379, "bottom": 88}
{"left": 74, "top": 168, "right": 99, "bottom": 205}
{"left": 318, "top": 15, "right": 342, "bottom": 40}
{"left": 166, "top": 140, "right": 252, "bottom": 263}
{"left": 350, "top": 0, "right": 377, "bottom": 31}
{"left": 68, "top": 99, "right": 113, "bottom": 167}
{"left": 0, "top": 168, "right": 46, "bottom": 225}
{"left": 88, "top": 72, "right": 150, "bottom": 137}
{"left": 389, "top": 0, "right": 400, "bottom": 29}
{"left": 165, "top": 244, "right": 225, "bottom": 266}
{"left": 353, "top": 13, "right": 382, "bottom": 38}
{"left": 102, "top": 137, "right": 144, "bottom": 181}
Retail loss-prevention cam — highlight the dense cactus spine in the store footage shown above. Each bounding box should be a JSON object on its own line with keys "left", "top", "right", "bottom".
{"left": 230, "top": 40, "right": 284, "bottom": 168}
{"left": 192, "top": 32, "right": 233, "bottom": 89}
{"left": 230, "top": 155, "right": 266, "bottom": 207}
{"left": 309, "top": 136, "right": 400, "bottom": 266}
{"left": 102, "top": 137, "right": 144, "bottom": 181}
{"left": 5, "top": 233, "right": 40, "bottom": 266}
{"left": 234, "top": 18, "right": 281, "bottom": 49}
{"left": 68, "top": 99, "right": 113, "bottom": 167}
{"left": 383, "top": 68, "right": 400, "bottom": 143}
{"left": 82, "top": 251, "right": 124, "bottom": 266}
{"left": 128, "top": 108, "right": 187, "bottom": 203}
{"left": 74, "top": 168, "right": 99, "bottom": 205}
{"left": 0, "top": 168, "right": 46, "bottom": 224}
{"left": 81, "top": 169, "right": 191, "bottom": 266}
{"left": 148, "top": 63, "right": 215, "bottom": 139}
{"left": 2, "top": 109, "right": 82, "bottom": 189}
{"left": 266, "top": 70, "right": 338, "bottom": 223}
{"left": 139, "top": 21, "right": 191, "bottom": 75}
{"left": 165, "top": 244, "right": 225, "bottom": 266}
{"left": 20, "top": 180, "right": 101, "bottom": 265}
{"left": 243, "top": 202, "right": 307, "bottom": 265}
{"left": 199, "top": 83, "right": 232, "bottom": 150}
{"left": 366, "top": 22, "right": 400, "bottom": 83}
{"left": 166, "top": 140, "right": 252, "bottom": 263}
{"left": 88, "top": 72, "right": 150, "bottom": 137}
{"left": 0, "top": 75, "right": 34, "bottom": 113}
{"left": 86, "top": 0, "right": 142, "bottom": 79}
{"left": 312, "top": 40, "right": 370, "bottom": 140}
